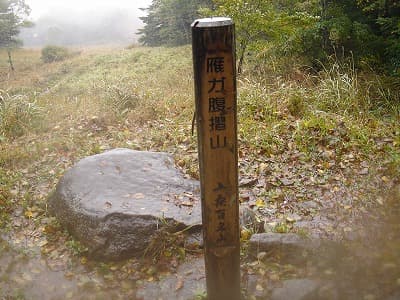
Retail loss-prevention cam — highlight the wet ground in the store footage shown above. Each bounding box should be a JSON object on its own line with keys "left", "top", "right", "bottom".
{"left": 2, "top": 192, "right": 400, "bottom": 300}
{"left": 1, "top": 150, "right": 399, "bottom": 300}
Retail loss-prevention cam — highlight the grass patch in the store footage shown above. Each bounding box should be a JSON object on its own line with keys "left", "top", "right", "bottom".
{"left": 0, "top": 90, "right": 44, "bottom": 139}
{"left": 0, "top": 45, "right": 398, "bottom": 243}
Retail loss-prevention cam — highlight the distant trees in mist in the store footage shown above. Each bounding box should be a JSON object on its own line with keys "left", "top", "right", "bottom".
{"left": 0, "top": 0, "right": 32, "bottom": 70}
{"left": 19, "top": 9, "right": 144, "bottom": 47}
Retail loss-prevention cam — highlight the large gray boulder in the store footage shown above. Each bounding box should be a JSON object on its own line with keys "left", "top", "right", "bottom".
{"left": 48, "top": 149, "right": 201, "bottom": 260}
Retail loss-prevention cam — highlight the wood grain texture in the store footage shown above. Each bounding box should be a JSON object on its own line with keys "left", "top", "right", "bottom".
{"left": 192, "top": 18, "right": 240, "bottom": 300}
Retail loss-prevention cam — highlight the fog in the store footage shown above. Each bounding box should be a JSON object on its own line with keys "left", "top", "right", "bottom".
{"left": 20, "top": 0, "right": 152, "bottom": 47}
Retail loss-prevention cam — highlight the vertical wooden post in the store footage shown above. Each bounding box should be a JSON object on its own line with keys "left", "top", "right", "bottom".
{"left": 192, "top": 17, "right": 240, "bottom": 300}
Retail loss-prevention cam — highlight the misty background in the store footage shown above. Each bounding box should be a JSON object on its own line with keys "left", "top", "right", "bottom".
{"left": 19, "top": 1, "right": 152, "bottom": 47}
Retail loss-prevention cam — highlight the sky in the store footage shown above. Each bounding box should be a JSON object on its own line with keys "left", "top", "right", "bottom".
{"left": 25, "top": 0, "right": 153, "bottom": 20}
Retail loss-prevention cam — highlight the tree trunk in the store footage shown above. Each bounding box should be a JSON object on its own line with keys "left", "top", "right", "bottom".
{"left": 7, "top": 49, "right": 15, "bottom": 71}
{"left": 320, "top": 0, "right": 329, "bottom": 52}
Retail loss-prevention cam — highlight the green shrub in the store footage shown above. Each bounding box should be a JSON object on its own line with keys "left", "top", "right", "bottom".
{"left": 288, "top": 93, "right": 307, "bottom": 117}
{"left": 41, "top": 45, "right": 70, "bottom": 63}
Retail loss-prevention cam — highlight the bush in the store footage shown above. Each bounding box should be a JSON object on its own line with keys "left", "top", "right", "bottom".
{"left": 41, "top": 45, "right": 70, "bottom": 63}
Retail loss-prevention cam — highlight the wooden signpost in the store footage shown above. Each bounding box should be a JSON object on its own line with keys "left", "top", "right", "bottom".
{"left": 191, "top": 17, "right": 240, "bottom": 300}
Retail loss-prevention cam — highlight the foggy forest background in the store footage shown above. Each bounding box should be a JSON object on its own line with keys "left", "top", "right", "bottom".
{"left": 19, "top": 7, "right": 144, "bottom": 46}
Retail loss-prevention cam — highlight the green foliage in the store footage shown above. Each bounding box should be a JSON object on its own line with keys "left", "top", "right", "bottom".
{"left": 0, "top": 90, "right": 43, "bottom": 138}
{"left": 0, "top": 0, "right": 31, "bottom": 49}
{"left": 208, "top": 0, "right": 399, "bottom": 74}
{"left": 206, "top": 0, "right": 318, "bottom": 72}
{"left": 66, "top": 239, "right": 88, "bottom": 256}
{"left": 40, "top": 45, "right": 70, "bottom": 63}
{"left": 138, "top": 0, "right": 213, "bottom": 46}
{"left": 288, "top": 93, "right": 307, "bottom": 117}
{"left": 297, "top": 0, "right": 400, "bottom": 73}
{"left": 192, "top": 290, "right": 207, "bottom": 300}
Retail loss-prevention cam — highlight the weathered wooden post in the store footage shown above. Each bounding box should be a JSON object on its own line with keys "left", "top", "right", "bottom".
{"left": 191, "top": 17, "right": 240, "bottom": 300}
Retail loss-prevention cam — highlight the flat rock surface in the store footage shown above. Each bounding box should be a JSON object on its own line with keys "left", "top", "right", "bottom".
{"left": 49, "top": 149, "right": 201, "bottom": 260}
{"left": 248, "top": 233, "right": 320, "bottom": 266}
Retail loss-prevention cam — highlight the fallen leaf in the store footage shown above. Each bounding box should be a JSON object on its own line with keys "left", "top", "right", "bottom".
{"left": 175, "top": 276, "right": 184, "bottom": 291}
{"left": 241, "top": 229, "right": 251, "bottom": 241}
{"left": 239, "top": 178, "right": 258, "bottom": 187}
{"left": 376, "top": 197, "right": 384, "bottom": 205}
{"left": 80, "top": 257, "right": 88, "bottom": 265}
{"left": 257, "top": 252, "right": 267, "bottom": 260}
{"left": 24, "top": 210, "right": 33, "bottom": 219}
{"left": 134, "top": 193, "right": 145, "bottom": 199}
{"left": 255, "top": 198, "right": 265, "bottom": 208}
{"left": 65, "top": 272, "right": 75, "bottom": 279}
{"left": 256, "top": 284, "right": 264, "bottom": 291}
{"left": 279, "top": 178, "right": 294, "bottom": 186}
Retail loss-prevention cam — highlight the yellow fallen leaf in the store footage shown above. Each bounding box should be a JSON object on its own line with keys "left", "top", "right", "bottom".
{"left": 80, "top": 257, "right": 88, "bottom": 265}
{"left": 241, "top": 229, "right": 251, "bottom": 241}
{"left": 255, "top": 198, "right": 265, "bottom": 208}
{"left": 24, "top": 210, "right": 33, "bottom": 219}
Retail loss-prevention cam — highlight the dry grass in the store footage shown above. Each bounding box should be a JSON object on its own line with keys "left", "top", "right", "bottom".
{"left": 0, "top": 45, "right": 399, "bottom": 230}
